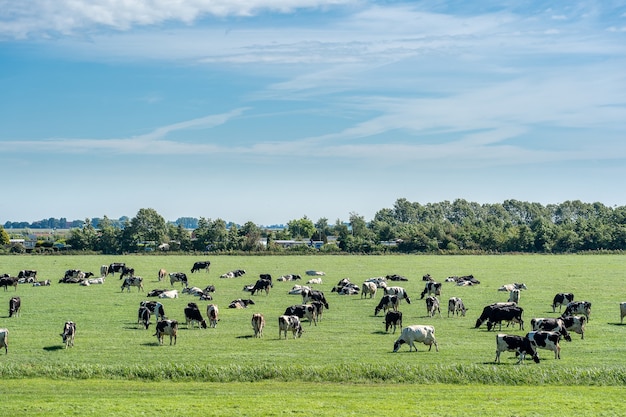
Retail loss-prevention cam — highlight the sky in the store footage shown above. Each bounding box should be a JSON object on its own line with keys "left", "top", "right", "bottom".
{"left": 1, "top": 1, "right": 625, "bottom": 226}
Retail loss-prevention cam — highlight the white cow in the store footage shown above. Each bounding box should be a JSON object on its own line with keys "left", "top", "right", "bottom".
{"left": 498, "top": 283, "right": 527, "bottom": 292}
{"left": 361, "top": 282, "right": 378, "bottom": 299}
{"left": 306, "top": 278, "right": 323, "bottom": 285}
{"left": 392, "top": 325, "right": 438, "bottom": 352}
{"left": 508, "top": 289, "right": 520, "bottom": 304}
{"left": 158, "top": 289, "right": 179, "bottom": 299}
{"left": 207, "top": 304, "right": 219, "bottom": 328}
{"left": 252, "top": 313, "right": 265, "bottom": 338}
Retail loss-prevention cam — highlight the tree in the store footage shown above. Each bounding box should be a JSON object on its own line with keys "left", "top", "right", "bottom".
{"left": 96, "top": 215, "right": 121, "bottom": 254}
{"left": 0, "top": 226, "right": 9, "bottom": 245}
{"left": 286, "top": 216, "right": 316, "bottom": 240}
{"left": 127, "top": 208, "right": 167, "bottom": 249}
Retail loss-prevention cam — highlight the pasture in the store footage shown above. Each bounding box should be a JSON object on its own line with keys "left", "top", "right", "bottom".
{"left": 1, "top": 254, "right": 626, "bottom": 415}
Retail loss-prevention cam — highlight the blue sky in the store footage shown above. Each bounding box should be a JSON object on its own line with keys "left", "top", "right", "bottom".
{"left": 1, "top": 1, "right": 625, "bottom": 226}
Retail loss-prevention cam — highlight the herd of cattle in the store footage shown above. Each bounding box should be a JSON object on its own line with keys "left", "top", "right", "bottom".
{"left": 2, "top": 261, "right": 626, "bottom": 365}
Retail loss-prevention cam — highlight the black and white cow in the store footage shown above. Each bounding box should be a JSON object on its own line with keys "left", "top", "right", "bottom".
{"left": 0, "top": 276, "right": 18, "bottom": 291}
{"left": 486, "top": 306, "right": 524, "bottom": 331}
{"left": 301, "top": 289, "right": 329, "bottom": 309}
{"left": 384, "top": 286, "right": 411, "bottom": 304}
{"left": 310, "top": 301, "right": 325, "bottom": 322}
{"left": 419, "top": 282, "right": 442, "bottom": 299}
{"left": 119, "top": 267, "right": 135, "bottom": 280}
{"left": 384, "top": 310, "right": 403, "bottom": 334}
{"left": 108, "top": 263, "right": 126, "bottom": 276}
{"left": 425, "top": 296, "right": 441, "bottom": 318}
{"left": 228, "top": 299, "right": 255, "bottom": 309}
{"left": 447, "top": 297, "right": 466, "bottom": 317}
{"left": 621, "top": 302, "right": 626, "bottom": 324}
{"left": 278, "top": 315, "right": 303, "bottom": 339}
{"left": 184, "top": 302, "right": 207, "bottom": 329}
{"left": 552, "top": 293, "right": 574, "bottom": 313}
{"left": 508, "top": 289, "right": 520, "bottom": 304}
{"left": 386, "top": 274, "right": 408, "bottom": 281}
{"left": 252, "top": 313, "right": 265, "bottom": 337}
{"left": 121, "top": 276, "right": 144, "bottom": 292}
{"left": 498, "top": 283, "right": 527, "bottom": 292}
{"left": 392, "top": 325, "right": 438, "bottom": 352}
{"left": 207, "top": 304, "right": 219, "bottom": 328}
{"left": 0, "top": 328, "right": 7, "bottom": 354}
{"left": 283, "top": 304, "right": 317, "bottom": 326}
{"left": 64, "top": 269, "right": 82, "bottom": 280}
{"left": 169, "top": 272, "right": 188, "bottom": 288}
{"left": 140, "top": 300, "right": 166, "bottom": 321}
{"left": 560, "top": 315, "right": 587, "bottom": 339}
{"left": 474, "top": 302, "right": 518, "bottom": 328}
{"left": 375, "top": 294, "right": 399, "bottom": 316}
{"left": 17, "top": 270, "right": 37, "bottom": 280}
{"left": 8, "top": 297, "right": 20, "bottom": 318}
{"left": 530, "top": 318, "right": 572, "bottom": 342}
{"left": 147, "top": 289, "right": 167, "bottom": 297}
{"left": 138, "top": 305, "right": 152, "bottom": 329}
{"left": 221, "top": 269, "right": 246, "bottom": 278}
{"left": 155, "top": 320, "right": 178, "bottom": 345}
{"left": 250, "top": 279, "right": 272, "bottom": 296}
{"left": 562, "top": 301, "right": 591, "bottom": 321}
{"left": 60, "top": 321, "right": 76, "bottom": 348}
{"left": 526, "top": 331, "right": 562, "bottom": 360}
{"left": 495, "top": 334, "right": 539, "bottom": 364}
{"left": 191, "top": 261, "right": 211, "bottom": 273}
{"left": 100, "top": 265, "right": 109, "bottom": 277}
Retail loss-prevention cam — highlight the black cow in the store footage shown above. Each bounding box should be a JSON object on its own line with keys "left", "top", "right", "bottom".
{"left": 474, "top": 302, "right": 517, "bottom": 328}
{"left": 495, "top": 334, "right": 540, "bottom": 364}
{"left": 386, "top": 274, "right": 408, "bottom": 281}
{"left": 108, "top": 263, "right": 126, "bottom": 276}
{"left": 384, "top": 310, "right": 403, "bottom": 333}
{"left": 530, "top": 318, "right": 572, "bottom": 342}
{"left": 486, "top": 306, "right": 524, "bottom": 331}
{"left": 17, "top": 270, "right": 37, "bottom": 279}
{"left": 191, "top": 261, "right": 211, "bottom": 273}
{"left": 301, "top": 288, "right": 329, "bottom": 309}
{"left": 184, "top": 303, "right": 207, "bottom": 329}
{"left": 420, "top": 282, "right": 442, "bottom": 299}
{"left": 9, "top": 296, "right": 20, "bottom": 318}
{"left": 119, "top": 266, "right": 135, "bottom": 280}
{"left": 250, "top": 279, "right": 272, "bottom": 296}
{"left": 552, "top": 293, "right": 574, "bottom": 313}
{"left": 375, "top": 294, "right": 399, "bottom": 316}
{"left": 0, "top": 277, "right": 18, "bottom": 291}
{"left": 283, "top": 304, "right": 317, "bottom": 326}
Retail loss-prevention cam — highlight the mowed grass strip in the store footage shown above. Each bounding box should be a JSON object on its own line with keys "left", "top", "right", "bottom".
{"left": 0, "top": 254, "right": 625, "bottom": 383}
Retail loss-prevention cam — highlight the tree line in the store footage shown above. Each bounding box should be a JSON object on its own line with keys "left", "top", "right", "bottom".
{"left": 2, "top": 198, "right": 626, "bottom": 254}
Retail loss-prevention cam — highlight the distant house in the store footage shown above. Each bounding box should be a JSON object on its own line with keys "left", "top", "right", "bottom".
{"left": 272, "top": 240, "right": 325, "bottom": 249}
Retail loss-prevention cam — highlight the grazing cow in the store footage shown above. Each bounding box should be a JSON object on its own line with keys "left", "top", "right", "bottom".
{"left": 375, "top": 294, "right": 399, "bottom": 316}
{"left": 474, "top": 302, "right": 518, "bottom": 328}
{"left": 526, "top": 331, "right": 562, "bottom": 360}
{"left": 495, "top": 334, "right": 540, "bottom": 364}
{"left": 621, "top": 302, "right": 626, "bottom": 324}
{"left": 121, "top": 276, "right": 144, "bottom": 292}
{"left": 305, "top": 270, "right": 325, "bottom": 276}
{"left": 155, "top": 320, "right": 178, "bottom": 345}
{"left": 508, "top": 289, "right": 520, "bottom": 304}
{"left": 184, "top": 302, "right": 207, "bottom": 329}
{"left": 158, "top": 290, "right": 179, "bottom": 299}
{"left": 447, "top": 297, "right": 466, "bottom": 317}
{"left": 207, "top": 304, "right": 219, "bottom": 328}
{"left": 0, "top": 328, "right": 7, "bottom": 354}
{"left": 100, "top": 265, "right": 109, "bottom": 277}
{"left": 252, "top": 313, "right": 265, "bottom": 337}
{"left": 552, "top": 293, "right": 574, "bottom": 313}
{"left": 419, "top": 282, "right": 442, "bottom": 299}
{"left": 392, "top": 325, "right": 438, "bottom": 352}
{"left": 140, "top": 300, "right": 166, "bottom": 321}
{"left": 361, "top": 282, "right": 378, "bottom": 299}
{"left": 301, "top": 288, "right": 329, "bottom": 309}
{"left": 278, "top": 315, "right": 303, "bottom": 339}
{"left": 119, "top": 267, "right": 135, "bottom": 280}
{"left": 384, "top": 286, "right": 411, "bottom": 304}
{"left": 60, "top": 321, "right": 76, "bottom": 348}
{"left": 158, "top": 268, "right": 167, "bottom": 282}
{"left": 138, "top": 305, "right": 151, "bottom": 329}
{"left": 530, "top": 318, "right": 572, "bottom": 342}
{"left": 108, "top": 263, "right": 126, "bottom": 276}
{"left": 486, "top": 306, "right": 525, "bottom": 331}
{"left": 191, "top": 261, "right": 211, "bottom": 273}
{"left": 18, "top": 270, "right": 37, "bottom": 280}
{"left": 560, "top": 315, "right": 587, "bottom": 339}
{"left": 498, "top": 283, "right": 527, "bottom": 292}
{"left": 384, "top": 310, "right": 403, "bottom": 333}
{"left": 283, "top": 304, "right": 317, "bottom": 326}
{"left": 250, "top": 279, "right": 272, "bottom": 296}
{"left": 0, "top": 276, "right": 18, "bottom": 291}
{"left": 169, "top": 272, "right": 189, "bottom": 288}
{"left": 9, "top": 297, "right": 20, "bottom": 318}
{"left": 563, "top": 301, "right": 592, "bottom": 321}
{"left": 423, "top": 274, "right": 434, "bottom": 281}
{"left": 425, "top": 296, "right": 441, "bottom": 318}
{"left": 228, "top": 299, "right": 255, "bottom": 309}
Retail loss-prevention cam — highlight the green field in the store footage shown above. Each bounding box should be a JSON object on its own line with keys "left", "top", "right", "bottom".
{"left": 1, "top": 254, "right": 626, "bottom": 415}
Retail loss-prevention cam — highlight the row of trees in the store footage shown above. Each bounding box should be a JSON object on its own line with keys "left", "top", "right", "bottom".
{"left": 3, "top": 199, "right": 626, "bottom": 254}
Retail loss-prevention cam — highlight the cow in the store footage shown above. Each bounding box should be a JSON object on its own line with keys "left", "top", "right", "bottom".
{"left": 158, "top": 290, "right": 179, "bottom": 299}
{"left": 0, "top": 328, "right": 7, "bottom": 354}
{"left": 119, "top": 267, "right": 135, "bottom": 280}
{"left": 384, "top": 310, "right": 403, "bottom": 334}
{"left": 182, "top": 286, "right": 205, "bottom": 296}
{"left": 560, "top": 315, "right": 587, "bottom": 339}
{"left": 250, "top": 279, "right": 272, "bottom": 296}
{"left": 310, "top": 301, "right": 325, "bottom": 322}
{"left": 0, "top": 276, "right": 18, "bottom": 291}
{"left": 301, "top": 288, "right": 329, "bottom": 309}
{"left": 108, "top": 263, "right": 126, "bottom": 276}
{"left": 498, "top": 283, "right": 527, "bottom": 292}
{"left": 158, "top": 268, "right": 167, "bottom": 282}
{"left": 155, "top": 320, "right": 178, "bottom": 345}
{"left": 563, "top": 301, "right": 591, "bottom": 321}
{"left": 147, "top": 289, "right": 167, "bottom": 297}
{"left": 191, "top": 261, "right": 211, "bottom": 273}
{"left": 100, "top": 265, "right": 109, "bottom": 277}
{"left": 392, "top": 325, "right": 438, "bottom": 352}
{"left": 447, "top": 275, "right": 481, "bottom": 286}
{"left": 474, "top": 302, "right": 518, "bottom": 328}
{"left": 420, "top": 282, "right": 442, "bottom": 299}
{"left": 375, "top": 294, "right": 399, "bottom": 316}
{"left": 384, "top": 286, "right": 411, "bottom": 304}
{"left": 361, "top": 281, "right": 378, "bottom": 299}
{"left": 60, "top": 321, "right": 76, "bottom": 348}
{"left": 423, "top": 274, "right": 435, "bottom": 281}
{"left": 277, "top": 274, "right": 300, "bottom": 281}
{"left": 278, "top": 315, "right": 303, "bottom": 339}
{"left": 121, "top": 276, "right": 144, "bottom": 292}
{"left": 307, "top": 278, "right": 323, "bottom": 285}
{"left": 365, "top": 277, "right": 387, "bottom": 288}
{"left": 621, "top": 302, "right": 626, "bottom": 324}
{"left": 552, "top": 293, "right": 574, "bottom": 313}
{"left": 184, "top": 302, "right": 207, "bottom": 329}
{"left": 305, "top": 270, "right": 325, "bottom": 276}
{"left": 425, "top": 296, "right": 441, "bottom": 318}
{"left": 228, "top": 299, "right": 255, "bottom": 309}
{"left": 9, "top": 297, "right": 20, "bottom": 318}
{"left": 86, "top": 277, "right": 105, "bottom": 285}
{"left": 138, "top": 305, "right": 151, "bottom": 329}
{"left": 18, "top": 270, "right": 37, "bottom": 280}
{"left": 64, "top": 269, "right": 82, "bottom": 279}
{"left": 283, "top": 304, "right": 317, "bottom": 326}
{"left": 252, "top": 313, "right": 265, "bottom": 337}
{"left": 33, "top": 280, "right": 51, "bottom": 286}
{"left": 139, "top": 300, "right": 166, "bottom": 322}
{"left": 495, "top": 334, "right": 540, "bottom": 364}
{"left": 526, "top": 331, "right": 562, "bottom": 360}
{"left": 207, "top": 304, "right": 219, "bottom": 328}
{"left": 508, "top": 289, "right": 520, "bottom": 304}
{"left": 169, "top": 272, "right": 188, "bottom": 288}
{"left": 486, "top": 306, "right": 524, "bottom": 331}
{"left": 530, "top": 318, "right": 572, "bottom": 342}
{"left": 447, "top": 297, "right": 466, "bottom": 317}
{"left": 386, "top": 274, "right": 409, "bottom": 281}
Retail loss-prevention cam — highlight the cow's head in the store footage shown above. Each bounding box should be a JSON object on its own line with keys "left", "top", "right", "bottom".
{"left": 392, "top": 339, "right": 406, "bottom": 352}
